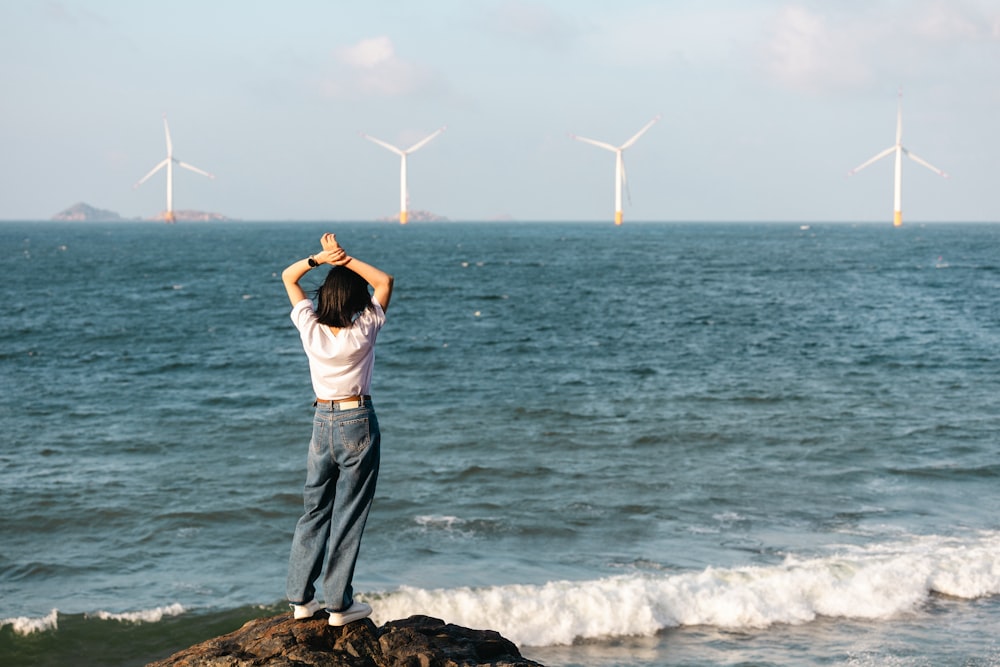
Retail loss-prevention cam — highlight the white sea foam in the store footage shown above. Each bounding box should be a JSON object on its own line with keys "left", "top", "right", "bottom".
{"left": 414, "top": 514, "right": 470, "bottom": 535}
{"left": 369, "top": 531, "right": 1000, "bottom": 647}
{"left": 0, "top": 605, "right": 189, "bottom": 636}
{"left": 0, "top": 608, "right": 59, "bottom": 635}
{"left": 91, "top": 603, "right": 186, "bottom": 623}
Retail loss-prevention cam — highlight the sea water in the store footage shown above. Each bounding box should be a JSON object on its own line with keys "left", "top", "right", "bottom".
{"left": 2, "top": 221, "right": 1000, "bottom": 666}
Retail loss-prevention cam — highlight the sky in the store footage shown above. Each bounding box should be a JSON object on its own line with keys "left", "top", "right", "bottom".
{"left": 1, "top": 0, "right": 999, "bottom": 223}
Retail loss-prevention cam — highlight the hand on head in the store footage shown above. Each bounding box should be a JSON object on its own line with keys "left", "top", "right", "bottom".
{"left": 314, "top": 247, "right": 346, "bottom": 265}
{"left": 320, "top": 233, "right": 352, "bottom": 266}
{"left": 313, "top": 233, "right": 349, "bottom": 265}
{"left": 321, "top": 233, "right": 340, "bottom": 252}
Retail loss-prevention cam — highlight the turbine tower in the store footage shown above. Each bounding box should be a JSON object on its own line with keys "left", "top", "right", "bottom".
{"left": 361, "top": 126, "right": 446, "bottom": 224}
{"left": 570, "top": 115, "right": 660, "bottom": 225}
{"left": 134, "top": 114, "right": 215, "bottom": 223}
{"left": 848, "top": 89, "right": 948, "bottom": 227}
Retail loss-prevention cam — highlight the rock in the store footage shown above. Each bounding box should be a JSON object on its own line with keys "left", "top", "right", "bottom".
{"left": 149, "top": 210, "right": 237, "bottom": 222}
{"left": 375, "top": 210, "right": 449, "bottom": 222}
{"left": 146, "top": 613, "right": 544, "bottom": 667}
{"left": 51, "top": 202, "right": 128, "bottom": 221}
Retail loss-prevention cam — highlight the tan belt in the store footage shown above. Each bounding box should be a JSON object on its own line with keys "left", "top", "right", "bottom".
{"left": 314, "top": 395, "right": 370, "bottom": 410}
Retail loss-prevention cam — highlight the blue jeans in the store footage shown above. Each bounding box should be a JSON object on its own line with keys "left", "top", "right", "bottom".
{"left": 286, "top": 400, "right": 380, "bottom": 611}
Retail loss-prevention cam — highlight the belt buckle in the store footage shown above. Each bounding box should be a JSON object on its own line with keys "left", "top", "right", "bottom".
{"left": 336, "top": 399, "right": 362, "bottom": 410}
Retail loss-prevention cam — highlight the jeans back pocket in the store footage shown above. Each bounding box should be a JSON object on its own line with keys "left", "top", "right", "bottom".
{"left": 338, "top": 416, "right": 372, "bottom": 453}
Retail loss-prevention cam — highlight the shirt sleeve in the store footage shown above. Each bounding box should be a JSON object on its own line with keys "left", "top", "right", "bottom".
{"left": 370, "top": 297, "right": 387, "bottom": 324}
{"left": 290, "top": 299, "right": 316, "bottom": 331}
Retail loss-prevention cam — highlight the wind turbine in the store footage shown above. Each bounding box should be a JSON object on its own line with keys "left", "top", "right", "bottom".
{"left": 361, "top": 126, "right": 446, "bottom": 224}
{"left": 133, "top": 114, "right": 215, "bottom": 223}
{"left": 848, "top": 89, "right": 948, "bottom": 227}
{"left": 570, "top": 115, "right": 661, "bottom": 225}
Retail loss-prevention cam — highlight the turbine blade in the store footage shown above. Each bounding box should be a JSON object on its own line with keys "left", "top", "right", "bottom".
{"left": 621, "top": 114, "right": 661, "bottom": 149}
{"left": 361, "top": 132, "right": 406, "bottom": 156}
{"left": 133, "top": 159, "right": 169, "bottom": 188}
{"left": 903, "top": 149, "right": 949, "bottom": 178}
{"left": 176, "top": 160, "right": 216, "bottom": 179}
{"left": 163, "top": 114, "right": 173, "bottom": 156}
{"left": 848, "top": 146, "right": 896, "bottom": 176}
{"left": 895, "top": 88, "right": 903, "bottom": 145}
{"left": 569, "top": 134, "right": 618, "bottom": 152}
{"left": 405, "top": 126, "right": 446, "bottom": 154}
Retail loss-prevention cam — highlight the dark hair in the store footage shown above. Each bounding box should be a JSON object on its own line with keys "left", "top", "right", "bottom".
{"left": 313, "top": 266, "right": 372, "bottom": 327}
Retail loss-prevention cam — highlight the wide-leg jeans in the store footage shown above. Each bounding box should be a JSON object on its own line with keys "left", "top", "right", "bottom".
{"left": 286, "top": 400, "right": 380, "bottom": 611}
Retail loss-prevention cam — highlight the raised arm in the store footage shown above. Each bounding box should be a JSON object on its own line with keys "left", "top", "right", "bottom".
{"left": 338, "top": 255, "right": 394, "bottom": 312}
{"left": 281, "top": 241, "right": 346, "bottom": 307}
{"left": 283, "top": 233, "right": 394, "bottom": 311}
{"left": 320, "top": 232, "right": 395, "bottom": 311}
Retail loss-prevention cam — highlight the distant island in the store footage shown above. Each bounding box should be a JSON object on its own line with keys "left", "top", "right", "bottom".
{"left": 149, "top": 209, "right": 237, "bottom": 222}
{"left": 51, "top": 202, "right": 236, "bottom": 222}
{"left": 51, "top": 202, "right": 136, "bottom": 222}
{"left": 376, "top": 209, "right": 449, "bottom": 223}
{"left": 50, "top": 202, "right": 463, "bottom": 223}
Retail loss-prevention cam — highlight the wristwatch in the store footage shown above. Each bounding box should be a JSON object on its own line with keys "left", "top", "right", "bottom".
{"left": 307, "top": 256, "right": 319, "bottom": 267}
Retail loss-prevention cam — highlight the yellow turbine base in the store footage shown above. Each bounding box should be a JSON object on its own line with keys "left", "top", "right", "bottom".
{"left": 400, "top": 211, "right": 408, "bottom": 225}
{"left": 614, "top": 211, "right": 623, "bottom": 226}
{"left": 164, "top": 211, "right": 176, "bottom": 224}
{"left": 893, "top": 211, "right": 902, "bottom": 227}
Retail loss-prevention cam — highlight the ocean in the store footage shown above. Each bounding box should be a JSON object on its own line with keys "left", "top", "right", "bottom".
{"left": 2, "top": 220, "right": 1000, "bottom": 667}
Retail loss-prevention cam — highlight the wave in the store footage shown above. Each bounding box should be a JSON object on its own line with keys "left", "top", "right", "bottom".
{"left": 4, "top": 532, "right": 1000, "bottom": 651}
{"left": 367, "top": 531, "right": 1000, "bottom": 646}
{"left": 0, "top": 604, "right": 185, "bottom": 636}
{"left": 90, "top": 603, "right": 186, "bottom": 624}
{"left": 0, "top": 608, "right": 59, "bottom": 635}
{"left": 0, "top": 604, "right": 278, "bottom": 667}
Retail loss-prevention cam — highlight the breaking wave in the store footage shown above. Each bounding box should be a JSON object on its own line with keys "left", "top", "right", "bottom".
{"left": 368, "top": 531, "right": 1000, "bottom": 646}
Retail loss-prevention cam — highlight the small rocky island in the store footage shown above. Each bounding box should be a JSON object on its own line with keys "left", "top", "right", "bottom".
{"left": 149, "top": 209, "right": 236, "bottom": 222}
{"left": 376, "top": 209, "right": 449, "bottom": 222}
{"left": 146, "top": 613, "right": 543, "bottom": 667}
{"left": 51, "top": 202, "right": 134, "bottom": 221}
{"left": 51, "top": 202, "right": 235, "bottom": 222}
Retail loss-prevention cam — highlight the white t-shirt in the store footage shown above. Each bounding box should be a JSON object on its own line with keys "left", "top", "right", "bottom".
{"left": 290, "top": 297, "right": 386, "bottom": 400}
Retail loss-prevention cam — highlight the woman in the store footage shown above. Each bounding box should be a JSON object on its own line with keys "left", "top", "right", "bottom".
{"left": 281, "top": 232, "right": 394, "bottom": 626}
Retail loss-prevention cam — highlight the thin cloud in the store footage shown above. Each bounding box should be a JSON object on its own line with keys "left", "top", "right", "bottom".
{"left": 759, "top": 2, "right": 1000, "bottom": 93}
{"left": 912, "top": 3, "right": 981, "bottom": 40}
{"left": 487, "top": 0, "right": 578, "bottom": 50}
{"left": 582, "top": 5, "right": 757, "bottom": 67}
{"left": 43, "top": 1, "right": 109, "bottom": 26}
{"left": 337, "top": 36, "right": 396, "bottom": 69}
{"left": 760, "top": 6, "right": 873, "bottom": 91}
{"left": 321, "top": 36, "right": 443, "bottom": 100}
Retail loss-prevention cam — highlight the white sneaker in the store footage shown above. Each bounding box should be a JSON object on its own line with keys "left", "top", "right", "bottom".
{"left": 291, "top": 599, "right": 322, "bottom": 619}
{"left": 327, "top": 600, "right": 372, "bottom": 626}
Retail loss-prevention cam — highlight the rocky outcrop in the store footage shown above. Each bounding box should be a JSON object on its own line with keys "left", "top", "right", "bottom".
{"left": 149, "top": 210, "right": 236, "bottom": 222}
{"left": 51, "top": 202, "right": 129, "bottom": 221}
{"left": 146, "top": 613, "right": 544, "bottom": 667}
{"left": 50, "top": 203, "right": 235, "bottom": 222}
{"left": 376, "top": 210, "right": 449, "bottom": 222}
